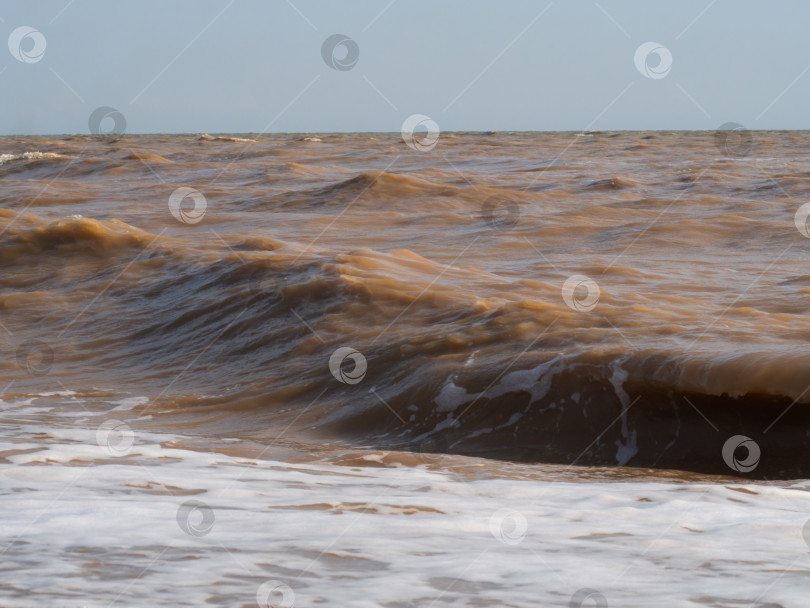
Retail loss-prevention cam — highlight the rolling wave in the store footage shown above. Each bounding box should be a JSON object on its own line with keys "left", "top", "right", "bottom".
{"left": 3, "top": 132, "right": 810, "bottom": 478}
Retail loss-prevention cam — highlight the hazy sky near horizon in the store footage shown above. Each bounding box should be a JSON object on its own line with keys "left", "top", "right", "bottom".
{"left": 2, "top": 0, "right": 809, "bottom": 134}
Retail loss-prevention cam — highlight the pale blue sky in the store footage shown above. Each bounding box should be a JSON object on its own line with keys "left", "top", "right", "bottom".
{"left": 1, "top": 0, "right": 809, "bottom": 134}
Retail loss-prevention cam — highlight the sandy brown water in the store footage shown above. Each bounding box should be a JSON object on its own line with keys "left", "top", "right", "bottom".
{"left": 7, "top": 131, "right": 810, "bottom": 608}
{"left": 2, "top": 131, "right": 810, "bottom": 478}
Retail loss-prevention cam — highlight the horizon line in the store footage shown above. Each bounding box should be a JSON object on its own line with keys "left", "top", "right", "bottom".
{"left": 1, "top": 128, "right": 806, "bottom": 137}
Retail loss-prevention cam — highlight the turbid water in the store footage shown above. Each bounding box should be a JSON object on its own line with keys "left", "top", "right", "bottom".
{"left": 3, "top": 131, "right": 810, "bottom": 607}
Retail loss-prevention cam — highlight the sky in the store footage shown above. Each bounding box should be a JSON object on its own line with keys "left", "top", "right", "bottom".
{"left": 1, "top": 0, "right": 809, "bottom": 134}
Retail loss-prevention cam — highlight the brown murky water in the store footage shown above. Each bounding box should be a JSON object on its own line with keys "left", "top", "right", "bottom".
{"left": 6, "top": 132, "right": 810, "bottom": 607}
{"left": 2, "top": 131, "right": 810, "bottom": 478}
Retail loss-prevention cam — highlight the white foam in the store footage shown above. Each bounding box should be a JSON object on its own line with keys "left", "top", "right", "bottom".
{"left": 0, "top": 151, "right": 72, "bottom": 165}
{"left": 1, "top": 403, "right": 808, "bottom": 607}
{"left": 610, "top": 359, "right": 638, "bottom": 466}
{"left": 435, "top": 380, "right": 470, "bottom": 412}
{"left": 198, "top": 134, "right": 257, "bottom": 143}
{"left": 107, "top": 396, "right": 149, "bottom": 411}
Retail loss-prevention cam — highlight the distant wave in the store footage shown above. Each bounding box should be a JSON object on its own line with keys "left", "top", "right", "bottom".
{"left": 198, "top": 133, "right": 257, "bottom": 143}
{"left": 0, "top": 151, "right": 74, "bottom": 166}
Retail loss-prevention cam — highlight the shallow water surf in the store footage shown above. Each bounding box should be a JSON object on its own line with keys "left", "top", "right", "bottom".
{"left": 3, "top": 132, "right": 810, "bottom": 606}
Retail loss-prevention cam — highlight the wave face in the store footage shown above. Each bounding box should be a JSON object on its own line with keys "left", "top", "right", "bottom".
{"left": 2, "top": 131, "right": 810, "bottom": 478}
